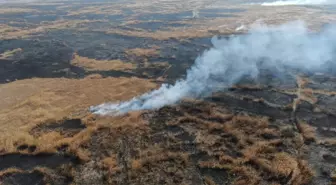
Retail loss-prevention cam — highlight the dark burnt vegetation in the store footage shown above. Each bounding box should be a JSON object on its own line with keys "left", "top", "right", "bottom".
{"left": 1, "top": 2, "right": 336, "bottom": 185}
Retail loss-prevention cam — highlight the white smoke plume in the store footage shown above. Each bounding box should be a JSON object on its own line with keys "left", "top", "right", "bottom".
{"left": 261, "top": 0, "right": 335, "bottom": 6}
{"left": 90, "top": 21, "right": 336, "bottom": 116}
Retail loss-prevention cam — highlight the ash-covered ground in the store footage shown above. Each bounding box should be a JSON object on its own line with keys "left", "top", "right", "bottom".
{"left": 0, "top": 0, "right": 336, "bottom": 185}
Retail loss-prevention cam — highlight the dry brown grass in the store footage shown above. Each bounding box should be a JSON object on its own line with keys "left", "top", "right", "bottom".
{"left": 231, "top": 166, "right": 261, "bottom": 185}
{"left": 0, "top": 8, "right": 39, "bottom": 14}
{"left": 291, "top": 76, "right": 336, "bottom": 107}
{"left": 107, "top": 28, "right": 211, "bottom": 40}
{"left": 308, "top": 89, "right": 336, "bottom": 96}
{"left": 297, "top": 76, "right": 310, "bottom": 88}
{"left": 300, "top": 89, "right": 318, "bottom": 104}
{"left": 250, "top": 154, "right": 314, "bottom": 185}
{"left": 204, "top": 176, "right": 217, "bottom": 185}
{"left": 67, "top": 6, "right": 122, "bottom": 16}
{"left": 122, "top": 20, "right": 163, "bottom": 27}
{"left": 84, "top": 73, "right": 104, "bottom": 79}
{"left": 172, "top": 102, "right": 314, "bottom": 185}
{"left": 297, "top": 121, "right": 316, "bottom": 143}
{"left": 0, "top": 168, "right": 23, "bottom": 177}
{"left": 0, "top": 20, "right": 104, "bottom": 39}
{"left": 135, "top": 149, "right": 189, "bottom": 168}
{"left": 0, "top": 24, "right": 17, "bottom": 34}
{"left": 125, "top": 47, "right": 160, "bottom": 58}
{"left": 0, "top": 77, "right": 156, "bottom": 154}
{"left": 101, "top": 155, "right": 121, "bottom": 174}
{"left": 131, "top": 159, "right": 143, "bottom": 170}
{"left": 319, "top": 138, "right": 336, "bottom": 146}
{"left": 290, "top": 76, "right": 320, "bottom": 113}
{"left": 292, "top": 160, "right": 315, "bottom": 185}
{"left": 71, "top": 53, "right": 135, "bottom": 71}
{"left": 332, "top": 169, "right": 336, "bottom": 183}
{"left": 256, "top": 152, "right": 297, "bottom": 176}
{"left": 292, "top": 98, "right": 301, "bottom": 112}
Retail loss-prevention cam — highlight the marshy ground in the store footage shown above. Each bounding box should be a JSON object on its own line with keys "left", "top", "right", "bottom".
{"left": 0, "top": 0, "right": 336, "bottom": 185}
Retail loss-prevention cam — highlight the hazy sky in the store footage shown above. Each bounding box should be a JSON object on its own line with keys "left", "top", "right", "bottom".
{"left": 262, "top": 0, "right": 336, "bottom": 5}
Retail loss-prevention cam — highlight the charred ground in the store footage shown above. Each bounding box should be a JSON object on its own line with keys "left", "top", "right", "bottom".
{"left": 0, "top": 1, "right": 336, "bottom": 185}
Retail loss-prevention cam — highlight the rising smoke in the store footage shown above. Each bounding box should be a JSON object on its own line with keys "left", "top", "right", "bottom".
{"left": 261, "top": 0, "right": 335, "bottom": 6}
{"left": 90, "top": 21, "right": 336, "bottom": 116}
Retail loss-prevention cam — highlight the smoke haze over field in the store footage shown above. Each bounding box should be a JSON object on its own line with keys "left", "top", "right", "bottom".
{"left": 90, "top": 21, "right": 336, "bottom": 116}
{"left": 262, "top": 0, "right": 336, "bottom": 6}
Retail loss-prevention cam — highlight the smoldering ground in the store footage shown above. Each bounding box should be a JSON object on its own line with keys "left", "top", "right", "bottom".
{"left": 90, "top": 21, "right": 336, "bottom": 115}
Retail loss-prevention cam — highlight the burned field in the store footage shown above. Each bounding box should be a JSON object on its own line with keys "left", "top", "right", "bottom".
{"left": 2, "top": 76, "right": 336, "bottom": 185}
{"left": 1, "top": 1, "right": 336, "bottom": 185}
